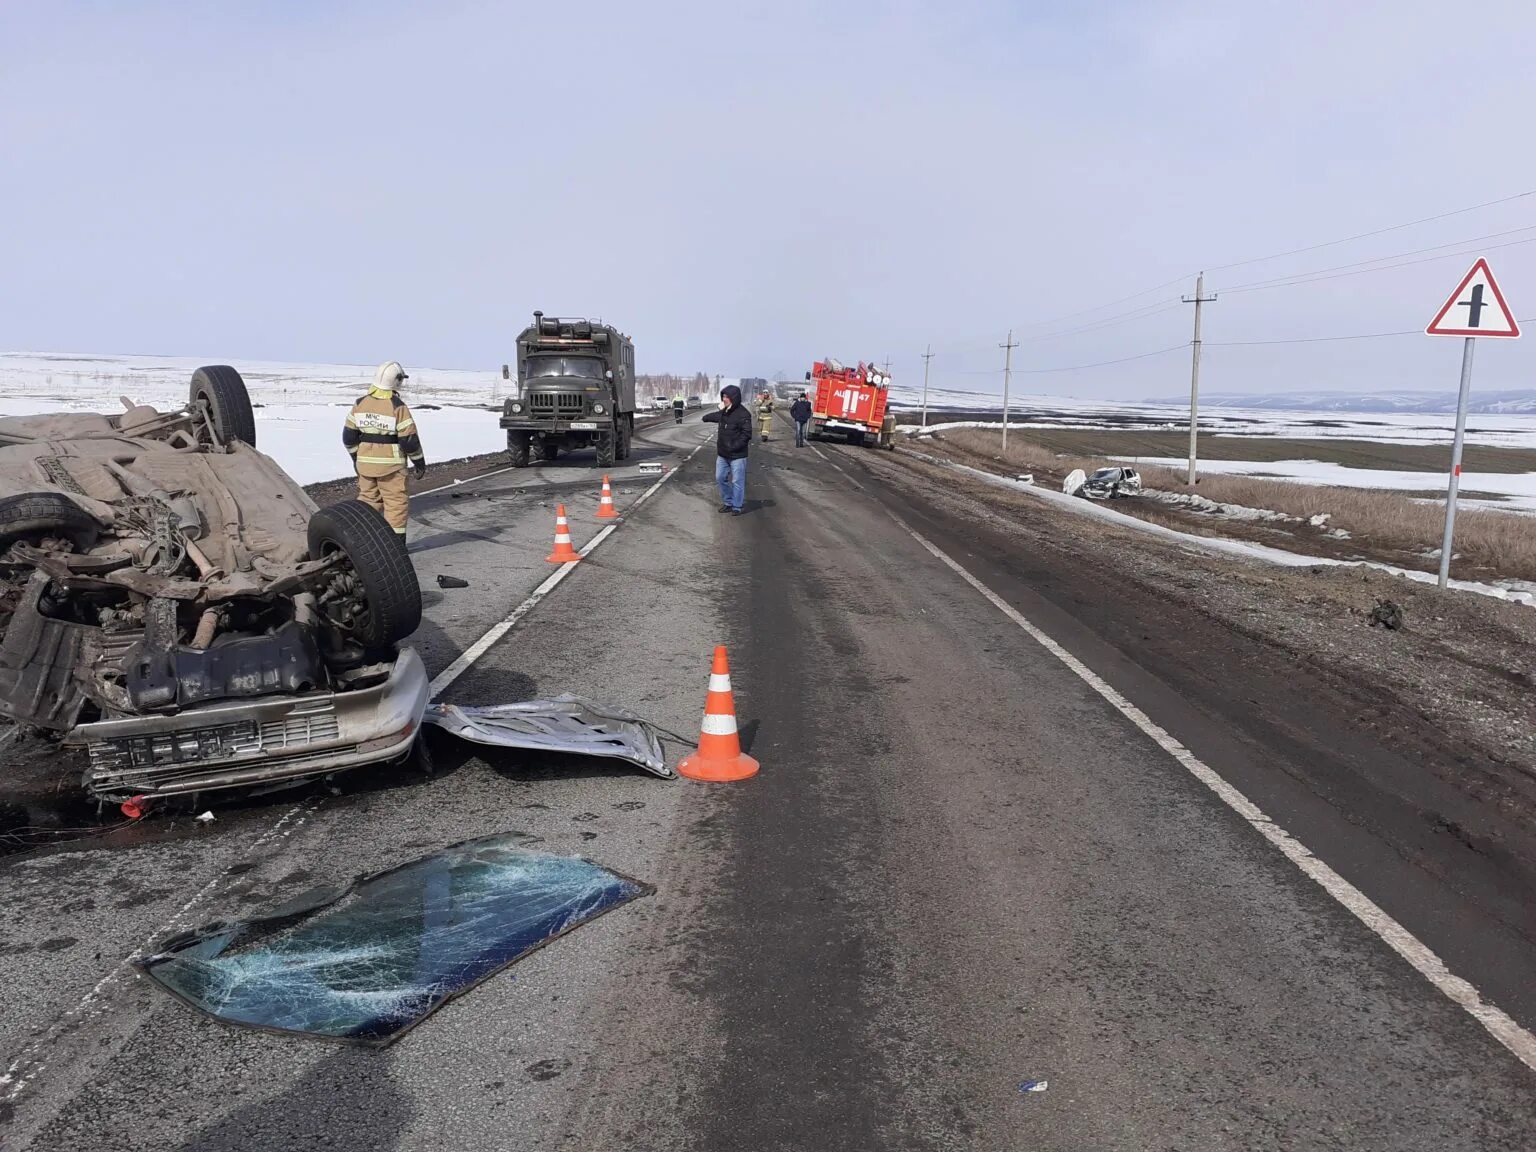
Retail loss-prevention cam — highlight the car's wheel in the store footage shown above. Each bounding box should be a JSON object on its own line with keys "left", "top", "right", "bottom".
{"left": 0, "top": 492, "right": 100, "bottom": 553}
{"left": 595, "top": 430, "right": 616, "bottom": 468}
{"left": 538, "top": 440, "right": 560, "bottom": 463}
{"left": 507, "top": 431, "right": 530, "bottom": 468}
{"left": 190, "top": 365, "right": 257, "bottom": 448}
{"left": 307, "top": 501, "right": 422, "bottom": 646}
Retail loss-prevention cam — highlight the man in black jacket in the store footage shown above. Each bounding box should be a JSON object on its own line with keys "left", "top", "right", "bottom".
{"left": 701, "top": 384, "right": 753, "bottom": 514}
{"left": 790, "top": 392, "right": 813, "bottom": 447}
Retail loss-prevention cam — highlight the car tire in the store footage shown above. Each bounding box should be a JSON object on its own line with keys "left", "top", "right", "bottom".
{"left": 596, "top": 431, "right": 616, "bottom": 468}
{"left": 190, "top": 365, "right": 257, "bottom": 448}
{"left": 538, "top": 440, "right": 560, "bottom": 463}
{"left": 507, "top": 431, "right": 530, "bottom": 468}
{"left": 307, "top": 501, "right": 422, "bottom": 646}
{"left": 0, "top": 492, "right": 101, "bottom": 553}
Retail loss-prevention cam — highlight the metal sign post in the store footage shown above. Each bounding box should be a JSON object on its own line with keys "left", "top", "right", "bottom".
{"left": 1437, "top": 338, "right": 1476, "bottom": 587}
{"left": 1424, "top": 257, "right": 1520, "bottom": 588}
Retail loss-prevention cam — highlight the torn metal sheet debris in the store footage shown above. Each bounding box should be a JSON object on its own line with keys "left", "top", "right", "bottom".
{"left": 423, "top": 695, "right": 674, "bottom": 778}
{"left": 136, "top": 836, "right": 651, "bottom": 1044}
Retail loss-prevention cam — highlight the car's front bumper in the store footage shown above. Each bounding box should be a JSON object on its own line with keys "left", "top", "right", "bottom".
{"left": 69, "top": 648, "right": 430, "bottom": 800}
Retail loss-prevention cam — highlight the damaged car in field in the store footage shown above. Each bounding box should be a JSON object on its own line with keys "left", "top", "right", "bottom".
{"left": 1064, "top": 466, "right": 1142, "bottom": 500}
{"left": 0, "top": 366, "right": 427, "bottom": 803}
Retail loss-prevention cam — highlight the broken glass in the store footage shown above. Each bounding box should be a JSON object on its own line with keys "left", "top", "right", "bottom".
{"left": 136, "top": 836, "right": 651, "bottom": 1044}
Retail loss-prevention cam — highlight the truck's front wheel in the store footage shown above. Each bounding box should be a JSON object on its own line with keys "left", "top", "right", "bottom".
{"left": 616, "top": 417, "right": 632, "bottom": 460}
{"left": 595, "top": 430, "right": 616, "bottom": 468}
{"left": 507, "top": 431, "right": 530, "bottom": 468}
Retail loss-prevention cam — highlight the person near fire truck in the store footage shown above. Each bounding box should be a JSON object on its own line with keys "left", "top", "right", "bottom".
{"left": 790, "top": 392, "right": 812, "bottom": 447}
{"left": 342, "top": 361, "right": 427, "bottom": 538}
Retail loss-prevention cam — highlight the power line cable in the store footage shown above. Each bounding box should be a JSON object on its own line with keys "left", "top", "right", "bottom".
{"left": 950, "top": 344, "right": 1187, "bottom": 376}
{"left": 1208, "top": 317, "right": 1536, "bottom": 347}
{"left": 1221, "top": 233, "right": 1536, "bottom": 295}
{"left": 992, "top": 188, "right": 1536, "bottom": 340}
{"left": 1020, "top": 299, "right": 1185, "bottom": 342}
{"left": 1203, "top": 188, "right": 1536, "bottom": 274}
{"left": 1218, "top": 224, "right": 1536, "bottom": 292}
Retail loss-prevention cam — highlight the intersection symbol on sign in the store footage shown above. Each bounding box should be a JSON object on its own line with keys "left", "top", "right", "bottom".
{"left": 1426, "top": 258, "right": 1520, "bottom": 338}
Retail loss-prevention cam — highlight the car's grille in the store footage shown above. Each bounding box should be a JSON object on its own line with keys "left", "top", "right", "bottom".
{"left": 84, "top": 703, "right": 342, "bottom": 792}
{"left": 528, "top": 392, "right": 587, "bottom": 419}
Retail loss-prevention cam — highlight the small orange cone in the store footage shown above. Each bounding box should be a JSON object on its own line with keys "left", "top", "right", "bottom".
{"left": 596, "top": 475, "right": 618, "bottom": 520}
{"left": 545, "top": 504, "right": 582, "bottom": 563}
{"left": 677, "top": 646, "right": 759, "bottom": 782}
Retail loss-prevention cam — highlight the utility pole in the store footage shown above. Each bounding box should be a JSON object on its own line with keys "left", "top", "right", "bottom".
{"left": 1183, "top": 272, "right": 1217, "bottom": 485}
{"left": 882, "top": 355, "right": 892, "bottom": 375}
{"left": 999, "top": 330, "right": 1018, "bottom": 453}
{"left": 920, "top": 345, "right": 934, "bottom": 430}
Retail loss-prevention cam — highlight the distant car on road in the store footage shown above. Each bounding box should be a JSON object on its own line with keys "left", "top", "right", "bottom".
{"left": 652, "top": 395, "right": 671, "bottom": 411}
{"left": 686, "top": 395, "right": 703, "bottom": 410}
{"left": 1065, "top": 466, "right": 1143, "bottom": 500}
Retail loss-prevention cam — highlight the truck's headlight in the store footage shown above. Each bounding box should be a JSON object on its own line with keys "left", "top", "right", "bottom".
{"left": 510, "top": 402, "right": 523, "bottom": 413}
{"left": 592, "top": 403, "right": 606, "bottom": 415}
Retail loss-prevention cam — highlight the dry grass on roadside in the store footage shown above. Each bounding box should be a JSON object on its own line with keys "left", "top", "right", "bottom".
{"left": 934, "top": 427, "right": 1536, "bottom": 580}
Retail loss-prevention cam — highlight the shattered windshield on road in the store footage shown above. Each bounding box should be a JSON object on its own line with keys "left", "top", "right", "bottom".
{"left": 524, "top": 356, "right": 605, "bottom": 381}
{"left": 136, "top": 836, "right": 651, "bottom": 1044}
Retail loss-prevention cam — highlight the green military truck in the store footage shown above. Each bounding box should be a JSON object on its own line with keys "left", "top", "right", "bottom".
{"left": 500, "top": 312, "right": 637, "bottom": 468}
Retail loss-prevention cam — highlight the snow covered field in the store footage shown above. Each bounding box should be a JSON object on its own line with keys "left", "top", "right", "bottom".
{"left": 893, "top": 387, "right": 1536, "bottom": 449}
{"left": 1115, "top": 456, "right": 1536, "bottom": 512}
{"left": 896, "top": 393, "right": 1536, "bottom": 511}
{"left": 0, "top": 352, "right": 510, "bottom": 484}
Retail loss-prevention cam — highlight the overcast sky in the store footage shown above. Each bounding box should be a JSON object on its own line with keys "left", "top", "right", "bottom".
{"left": 3, "top": 0, "right": 1535, "bottom": 399}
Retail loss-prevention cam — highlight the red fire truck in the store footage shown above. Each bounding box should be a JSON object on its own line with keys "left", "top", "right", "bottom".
{"left": 805, "top": 359, "right": 897, "bottom": 448}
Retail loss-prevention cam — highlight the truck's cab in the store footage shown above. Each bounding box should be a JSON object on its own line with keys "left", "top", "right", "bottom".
{"left": 500, "top": 312, "right": 637, "bottom": 468}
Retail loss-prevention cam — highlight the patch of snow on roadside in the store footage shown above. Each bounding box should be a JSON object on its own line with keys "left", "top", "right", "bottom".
{"left": 905, "top": 448, "right": 1534, "bottom": 608}
{"left": 1143, "top": 489, "right": 1300, "bottom": 523}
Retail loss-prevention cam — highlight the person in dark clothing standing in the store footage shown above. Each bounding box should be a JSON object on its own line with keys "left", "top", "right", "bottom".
{"left": 790, "top": 392, "right": 813, "bottom": 447}
{"left": 702, "top": 384, "right": 753, "bottom": 514}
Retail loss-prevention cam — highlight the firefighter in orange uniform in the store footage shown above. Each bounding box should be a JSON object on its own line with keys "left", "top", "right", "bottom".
{"left": 343, "top": 361, "right": 427, "bottom": 538}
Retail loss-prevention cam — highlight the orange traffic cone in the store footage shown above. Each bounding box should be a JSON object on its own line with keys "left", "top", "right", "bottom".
{"left": 545, "top": 504, "right": 582, "bottom": 563}
{"left": 596, "top": 475, "right": 618, "bottom": 520}
{"left": 677, "top": 646, "right": 759, "bottom": 782}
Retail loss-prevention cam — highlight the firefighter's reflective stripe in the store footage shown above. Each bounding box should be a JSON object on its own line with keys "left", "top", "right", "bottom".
{"left": 345, "top": 390, "right": 424, "bottom": 477}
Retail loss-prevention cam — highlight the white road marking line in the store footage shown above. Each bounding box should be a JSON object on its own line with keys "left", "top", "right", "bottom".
{"left": 413, "top": 464, "right": 518, "bottom": 498}
{"left": 0, "top": 804, "right": 314, "bottom": 1104}
{"left": 890, "top": 510, "right": 1536, "bottom": 1074}
{"left": 427, "top": 443, "right": 703, "bottom": 698}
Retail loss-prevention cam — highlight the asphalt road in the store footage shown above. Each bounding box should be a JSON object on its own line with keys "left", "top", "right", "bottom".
{"left": 2, "top": 410, "right": 1534, "bottom": 1150}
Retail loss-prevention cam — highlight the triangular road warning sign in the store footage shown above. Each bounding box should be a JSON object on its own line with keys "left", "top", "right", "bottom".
{"left": 1426, "top": 258, "right": 1520, "bottom": 338}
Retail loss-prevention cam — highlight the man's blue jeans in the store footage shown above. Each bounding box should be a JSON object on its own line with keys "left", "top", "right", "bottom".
{"left": 715, "top": 456, "right": 747, "bottom": 511}
{"left": 795, "top": 420, "right": 808, "bottom": 446}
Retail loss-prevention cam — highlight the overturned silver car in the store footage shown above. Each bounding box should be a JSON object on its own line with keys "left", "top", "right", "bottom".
{"left": 0, "top": 367, "right": 427, "bottom": 802}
